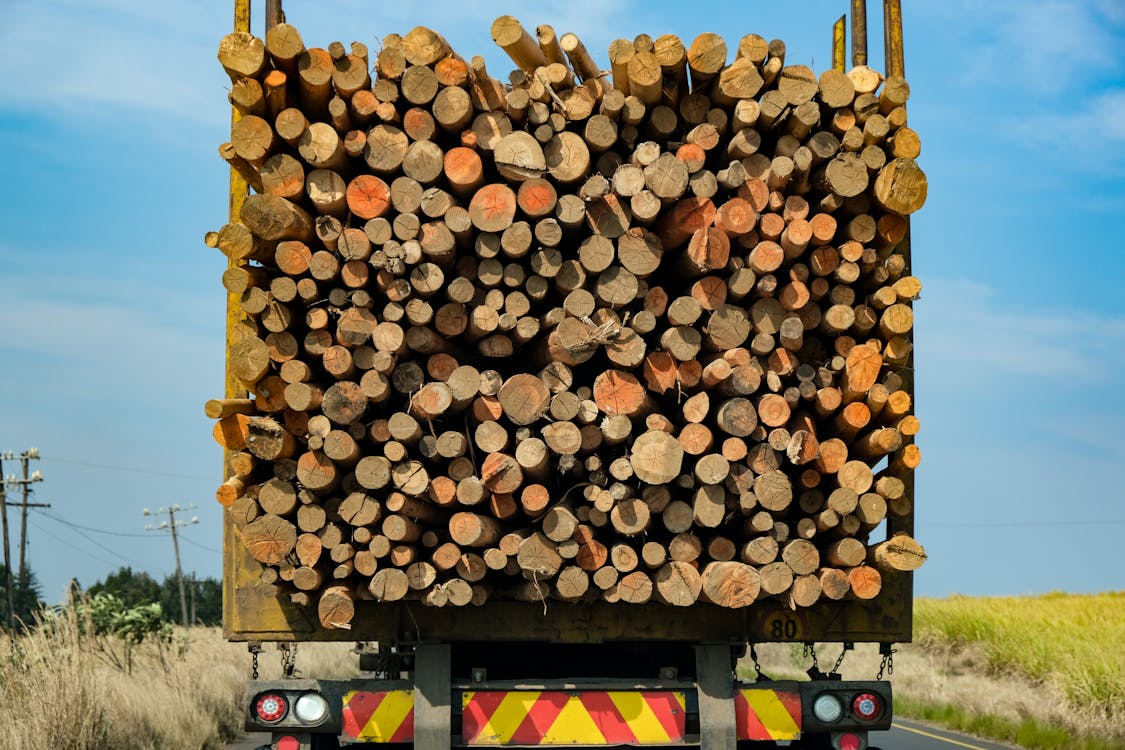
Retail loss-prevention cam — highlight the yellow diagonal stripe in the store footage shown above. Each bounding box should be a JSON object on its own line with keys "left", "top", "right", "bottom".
{"left": 362, "top": 690, "right": 414, "bottom": 741}
{"left": 607, "top": 692, "right": 672, "bottom": 742}
{"left": 543, "top": 696, "right": 606, "bottom": 744}
{"left": 743, "top": 689, "right": 800, "bottom": 740}
{"left": 471, "top": 691, "right": 542, "bottom": 744}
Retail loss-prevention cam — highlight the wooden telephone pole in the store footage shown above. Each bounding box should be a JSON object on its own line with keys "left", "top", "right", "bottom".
{"left": 1, "top": 448, "right": 46, "bottom": 631}
{"left": 144, "top": 504, "right": 198, "bottom": 628}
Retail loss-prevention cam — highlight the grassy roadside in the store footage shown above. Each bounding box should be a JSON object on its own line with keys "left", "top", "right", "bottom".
{"left": 745, "top": 592, "right": 1124, "bottom": 750}
{"left": 4, "top": 592, "right": 1120, "bottom": 748}
{"left": 0, "top": 601, "right": 356, "bottom": 750}
{"left": 906, "top": 592, "right": 1124, "bottom": 750}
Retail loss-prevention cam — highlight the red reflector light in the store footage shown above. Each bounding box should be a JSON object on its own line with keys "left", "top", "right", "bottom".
{"left": 838, "top": 732, "right": 862, "bottom": 750}
{"left": 852, "top": 692, "right": 881, "bottom": 721}
{"left": 276, "top": 736, "right": 300, "bottom": 750}
{"left": 255, "top": 692, "right": 288, "bottom": 723}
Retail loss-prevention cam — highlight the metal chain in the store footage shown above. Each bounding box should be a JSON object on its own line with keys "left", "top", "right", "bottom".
{"left": 877, "top": 644, "right": 896, "bottom": 680}
{"left": 831, "top": 642, "right": 853, "bottom": 677}
{"left": 281, "top": 643, "right": 297, "bottom": 678}
{"left": 249, "top": 642, "right": 262, "bottom": 680}
{"left": 804, "top": 643, "right": 819, "bottom": 671}
{"left": 749, "top": 644, "right": 767, "bottom": 681}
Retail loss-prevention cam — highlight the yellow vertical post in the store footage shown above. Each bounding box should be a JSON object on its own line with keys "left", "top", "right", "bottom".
{"left": 850, "top": 0, "right": 867, "bottom": 67}
{"left": 225, "top": 0, "right": 251, "bottom": 411}
{"left": 832, "top": 15, "right": 847, "bottom": 72}
{"left": 223, "top": 0, "right": 252, "bottom": 637}
{"left": 884, "top": 0, "right": 905, "bottom": 78}
{"left": 883, "top": 0, "right": 914, "bottom": 651}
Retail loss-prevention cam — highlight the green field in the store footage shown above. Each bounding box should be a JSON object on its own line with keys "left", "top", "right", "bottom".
{"left": 915, "top": 592, "right": 1125, "bottom": 711}
{"left": 908, "top": 592, "right": 1125, "bottom": 749}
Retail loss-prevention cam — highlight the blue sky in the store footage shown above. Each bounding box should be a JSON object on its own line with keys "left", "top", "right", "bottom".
{"left": 1, "top": 0, "right": 1123, "bottom": 604}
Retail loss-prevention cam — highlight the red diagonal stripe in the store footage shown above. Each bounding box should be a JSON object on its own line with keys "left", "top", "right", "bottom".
{"left": 580, "top": 692, "right": 637, "bottom": 744}
{"left": 342, "top": 691, "right": 387, "bottom": 738}
{"left": 462, "top": 692, "right": 511, "bottom": 743}
{"left": 643, "top": 692, "right": 686, "bottom": 740}
{"left": 390, "top": 707, "right": 415, "bottom": 742}
{"left": 734, "top": 692, "right": 770, "bottom": 740}
{"left": 778, "top": 690, "right": 802, "bottom": 728}
{"left": 510, "top": 692, "right": 568, "bottom": 743}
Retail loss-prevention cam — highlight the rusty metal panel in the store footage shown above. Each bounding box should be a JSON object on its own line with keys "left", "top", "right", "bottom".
{"left": 223, "top": 581, "right": 911, "bottom": 644}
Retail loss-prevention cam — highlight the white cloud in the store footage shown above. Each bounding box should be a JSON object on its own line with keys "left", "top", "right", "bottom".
{"left": 0, "top": 0, "right": 224, "bottom": 124}
{"left": 924, "top": 0, "right": 1124, "bottom": 95}
{"left": 1009, "top": 90, "right": 1125, "bottom": 169}
{"left": 918, "top": 278, "right": 1125, "bottom": 385}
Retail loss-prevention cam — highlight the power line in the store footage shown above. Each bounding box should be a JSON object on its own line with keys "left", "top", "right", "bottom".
{"left": 925, "top": 519, "right": 1125, "bottom": 528}
{"left": 178, "top": 534, "right": 222, "bottom": 554}
{"left": 41, "top": 457, "right": 213, "bottom": 483}
{"left": 28, "top": 519, "right": 127, "bottom": 570}
{"left": 31, "top": 513, "right": 145, "bottom": 567}
{"left": 36, "top": 510, "right": 151, "bottom": 538}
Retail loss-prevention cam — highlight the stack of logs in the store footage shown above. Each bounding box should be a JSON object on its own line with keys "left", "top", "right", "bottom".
{"left": 209, "top": 17, "right": 928, "bottom": 630}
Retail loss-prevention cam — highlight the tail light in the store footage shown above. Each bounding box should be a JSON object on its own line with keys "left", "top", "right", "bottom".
{"left": 294, "top": 692, "right": 330, "bottom": 724}
{"left": 852, "top": 692, "right": 882, "bottom": 721}
{"left": 835, "top": 732, "right": 865, "bottom": 750}
{"left": 255, "top": 692, "right": 288, "bottom": 723}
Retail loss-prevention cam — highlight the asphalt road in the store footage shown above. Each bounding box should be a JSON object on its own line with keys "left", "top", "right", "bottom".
{"left": 879, "top": 718, "right": 1019, "bottom": 750}
{"left": 229, "top": 719, "right": 1020, "bottom": 749}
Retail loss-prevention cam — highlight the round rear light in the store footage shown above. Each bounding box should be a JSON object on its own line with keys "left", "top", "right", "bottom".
{"left": 255, "top": 692, "right": 288, "bottom": 723}
{"left": 294, "top": 692, "right": 330, "bottom": 724}
{"left": 852, "top": 692, "right": 881, "bottom": 720}
{"left": 812, "top": 693, "right": 843, "bottom": 723}
{"left": 837, "top": 732, "right": 863, "bottom": 750}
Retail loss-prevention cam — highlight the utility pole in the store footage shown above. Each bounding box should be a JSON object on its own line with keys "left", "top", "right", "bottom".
{"left": 2, "top": 448, "right": 46, "bottom": 628}
{"left": 12, "top": 449, "right": 42, "bottom": 601}
{"left": 0, "top": 452, "right": 13, "bottom": 631}
{"left": 144, "top": 504, "right": 198, "bottom": 628}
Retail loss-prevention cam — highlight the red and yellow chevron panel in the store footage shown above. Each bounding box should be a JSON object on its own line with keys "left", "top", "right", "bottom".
{"left": 735, "top": 688, "right": 802, "bottom": 740}
{"left": 463, "top": 691, "right": 686, "bottom": 745}
{"left": 342, "top": 690, "right": 414, "bottom": 743}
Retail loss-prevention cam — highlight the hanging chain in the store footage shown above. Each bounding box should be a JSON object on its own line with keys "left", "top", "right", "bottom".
{"left": 877, "top": 643, "right": 896, "bottom": 680}
{"left": 248, "top": 642, "right": 262, "bottom": 680}
{"left": 831, "top": 642, "right": 853, "bottom": 677}
{"left": 748, "top": 644, "right": 768, "bottom": 681}
{"left": 804, "top": 643, "right": 819, "bottom": 671}
{"left": 804, "top": 643, "right": 827, "bottom": 680}
{"left": 281, "top": 642, "right": 297, "bottom": 678}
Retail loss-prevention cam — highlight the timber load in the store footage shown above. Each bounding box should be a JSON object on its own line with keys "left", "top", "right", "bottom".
{"left": 208, "top": 17, "right": 927, "bottom": 629}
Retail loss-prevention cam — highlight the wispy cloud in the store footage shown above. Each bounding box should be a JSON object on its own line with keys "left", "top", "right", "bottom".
{"left": 0, "top": 269, "right": 221, "bottom": 410}
{"left": 0, "top": 0, "right": 223, "bottom": 125}
{"left": 918, "top": 278, "right": 1125, "bottom": 386}
{"left": 1008, "top": 89, "right": 1125, "bottom": 171}
{"left": 922, "top": 0, "right": 1124, "bottom": 95}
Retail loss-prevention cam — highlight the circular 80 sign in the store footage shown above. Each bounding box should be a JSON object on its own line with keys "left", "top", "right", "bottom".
{"left": 757, "top": 608, "right": 808, "bottom": 641}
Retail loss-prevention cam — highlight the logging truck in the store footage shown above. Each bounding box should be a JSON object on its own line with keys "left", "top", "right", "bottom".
{"left": 212, "top": 1, "right": 926, "bottom": 748}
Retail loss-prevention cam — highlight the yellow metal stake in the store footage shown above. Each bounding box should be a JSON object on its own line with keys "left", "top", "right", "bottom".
{"left": 223, "top": 0, "right": 252, "bottom": 637}
{"left": 851, "top": 0, "right": 868, "bottom": 67}
{"left": 884, "top": 0, "right": 914, "bottom": 547}
{"left": 832, "top": 15, "right": 847, "bottom": 72}
{"left": 884, "top": 0, "right": 906, "bottom": 77}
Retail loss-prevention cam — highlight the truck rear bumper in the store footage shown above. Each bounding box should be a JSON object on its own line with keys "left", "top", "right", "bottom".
{"left": 247, "top": 680, "right": 891, "bottom": 746}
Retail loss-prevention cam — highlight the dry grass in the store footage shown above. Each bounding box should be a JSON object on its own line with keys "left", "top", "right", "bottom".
{"left": 0, "top": 604, "right": 359, "bottom": 750}
{"left": 914, "top": 592, "right": 1125, "bottom": 715}
{"left": 7, "top": 593, "right": 1119, "bottom": 748}
{"left": 0, "top": 606, "right": 246, "bottom": 750}
{"left": 744, "top": 592, "right": 1125, "bottom": 748}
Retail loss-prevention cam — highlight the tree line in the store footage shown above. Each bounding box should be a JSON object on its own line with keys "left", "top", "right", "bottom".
{"left": 1, "top": 565, "right": 222, "bottom": 631}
